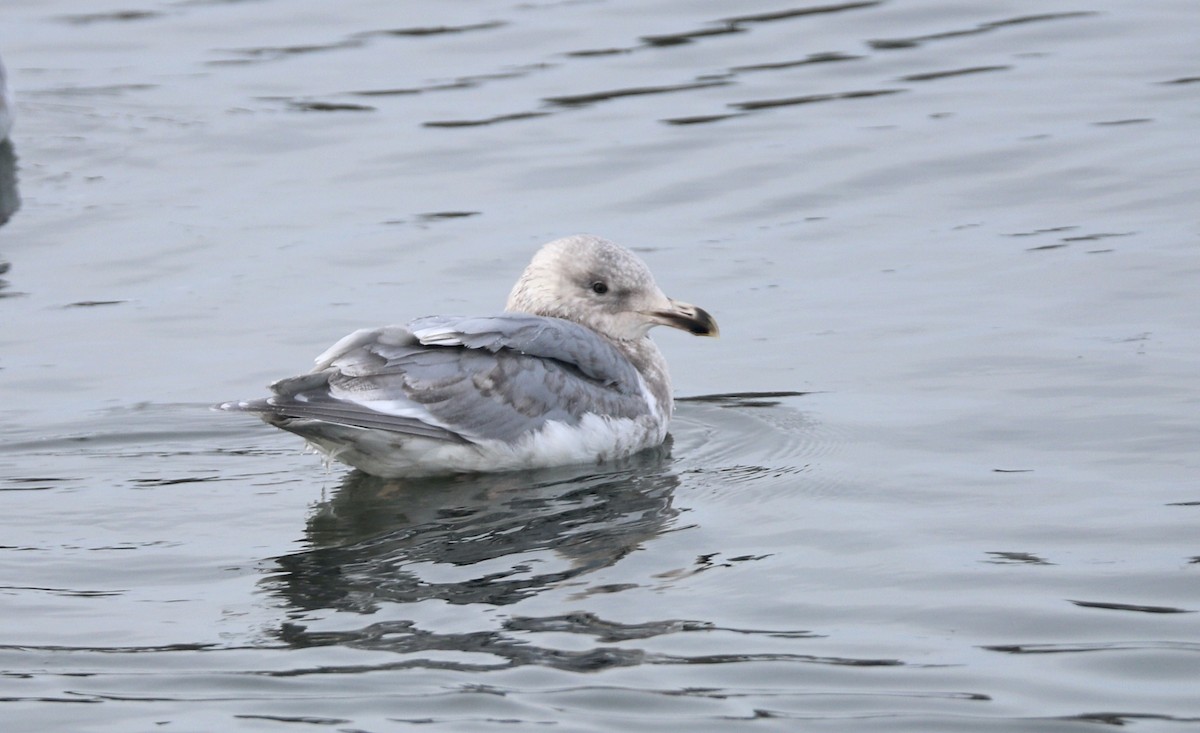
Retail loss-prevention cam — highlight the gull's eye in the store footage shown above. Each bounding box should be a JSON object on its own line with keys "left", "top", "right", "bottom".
{"left": 590, "top": 281, "right": 609, "bottom": 295}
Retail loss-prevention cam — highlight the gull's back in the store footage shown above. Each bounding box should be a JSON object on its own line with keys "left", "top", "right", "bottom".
{"left": 223, "top": 314, "right": 666, "bottom": 477}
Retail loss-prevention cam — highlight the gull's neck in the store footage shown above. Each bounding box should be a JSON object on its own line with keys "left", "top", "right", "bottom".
{"left": 615, "top": 336, "right": 673, "bottom": 419}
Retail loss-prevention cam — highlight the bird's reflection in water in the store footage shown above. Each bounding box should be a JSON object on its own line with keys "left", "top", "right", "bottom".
{"left": 263, "top": 404, "right": 856, "bottom": 673}
{"left": 0, "top": 138, "right": 19, "bottom": 228}
{"left": 267, "top": 440, "right": 679, "bottom": 614}
{"left": 0, "top": 137, "right": 20, "bottom": 298}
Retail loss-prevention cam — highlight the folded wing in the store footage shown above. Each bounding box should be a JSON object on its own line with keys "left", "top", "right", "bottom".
{"left": 234, "top": 314, "right": 650, "bottom": 445}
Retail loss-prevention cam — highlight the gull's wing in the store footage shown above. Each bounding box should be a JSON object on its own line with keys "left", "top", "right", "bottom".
{"left": 234, "top": 314, "right": 651, "bottom": 444}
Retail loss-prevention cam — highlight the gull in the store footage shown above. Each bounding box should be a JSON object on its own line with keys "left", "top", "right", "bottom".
{"left": 221, "top": 234, "right": 718, "bottom": 477}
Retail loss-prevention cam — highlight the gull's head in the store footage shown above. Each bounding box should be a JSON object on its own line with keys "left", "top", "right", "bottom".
{"left": 506, "top": 234, "right": 719, "bottom": 342}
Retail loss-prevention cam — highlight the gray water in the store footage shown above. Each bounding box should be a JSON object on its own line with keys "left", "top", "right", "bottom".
{"left": 2, "top": 0, "right": 1199, "bottom": 730}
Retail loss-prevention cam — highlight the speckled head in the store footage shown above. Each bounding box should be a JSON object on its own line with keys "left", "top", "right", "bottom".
{"left": 506, "top": 234, "right": 718, "bottom": 342}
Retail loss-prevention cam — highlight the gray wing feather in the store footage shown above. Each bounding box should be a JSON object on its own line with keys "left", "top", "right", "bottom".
{"left": 241, "top": 315, "right": 649, "bottom": 444}
{"left": 407, "top": 314, "right": 643, "bottom": 392}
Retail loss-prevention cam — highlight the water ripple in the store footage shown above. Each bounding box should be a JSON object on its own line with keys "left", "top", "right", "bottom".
{"left": 868, "top": 12, "right": 1100, "bottom": 50}
{"left": 984, "top": 641, "right": 1200, "bottom": 655}
{"left": 1068, "top": 599, "right": 1195, "bottom": 614}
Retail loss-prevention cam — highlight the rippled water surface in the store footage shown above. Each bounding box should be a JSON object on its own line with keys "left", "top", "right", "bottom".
{"left": 2, "top": 0, "right": 1198, "bottom": 730}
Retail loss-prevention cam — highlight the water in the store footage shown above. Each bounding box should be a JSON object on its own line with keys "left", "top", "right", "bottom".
{"left": 2, "top": 0, "right": 1199, "bottom": 730}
